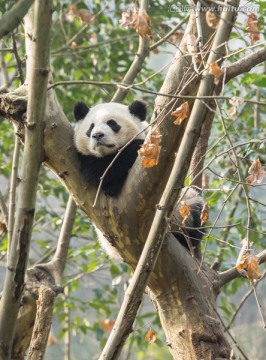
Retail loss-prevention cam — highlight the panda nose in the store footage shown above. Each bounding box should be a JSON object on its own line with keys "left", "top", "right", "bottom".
{"left": 92, "top": 132, "right": 104, "bottom": 140}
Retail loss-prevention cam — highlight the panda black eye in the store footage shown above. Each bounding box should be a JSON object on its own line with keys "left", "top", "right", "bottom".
{"left": 107, "top": 119, "right": 121, "bottom": 133}
{"left": 86, "top": 123, "right": 94, "bottom": 137}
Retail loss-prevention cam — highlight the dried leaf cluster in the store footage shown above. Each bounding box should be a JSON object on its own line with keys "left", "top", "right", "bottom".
{"left": 67, "top": 6, "right": 94, "bottom": 25}
{"left": 246, "top": 13, "right": 260, "bottom": 44}
{"left": 236, "top": 253, "right": 261, "bottom": 285}
{"left": 145, "top": 328, "right": 157, "bottom": 343}
{"left": 200, "top": 203, "right": 209, "bottom": 226}
{"left": 179, "top": 203, "right": 191, "bottom": 225}
{"left": 228, "top": 97, "right": 244, "bottom": 121}
{"left": 138, "top": 130, "right": 161, "bottom": 168}
{"left": 208, "top": 62, "right": 224, "bottom": 85}
{"left": 246, "top": 159, "right": 266, "bottom": 186}
{"left": 171, "top": 101, "right": 190, "bottom": 125}
{"left": 206, "top": 11, "right": 219, "bottom": 29}
{"left": 120, "top": 7, "right": 153, "bottom": 41}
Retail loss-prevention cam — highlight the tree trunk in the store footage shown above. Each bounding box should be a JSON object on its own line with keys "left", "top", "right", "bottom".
{"left": 148, "top": 236, "right": 230, "bottom": 359}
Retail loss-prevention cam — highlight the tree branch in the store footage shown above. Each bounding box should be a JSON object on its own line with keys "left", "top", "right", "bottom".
{"left": 27, "top": 286, "right": 55, "bottom": 360}
{"left": 226, "top": 271, "right": 266, "bottom": 330}
{"left": 190, "top": 99, "right": 216, "bottom": 187}
{"left": 37, "top": 196, "right": 77, "bottom": 284}
{"left": 224, "top": 46, "right": 266, "bottom": 83}
{"left": 111, "top": 0, "right": 150, "bottom": 103}
{"left": 8, "top": 136, "right": 21, "bottom": 254}
{"left": 0, "top": 190, "right": 8, "bottom": 226}
{"left": 219, "top": 250, "right": 266, "bottom": 287}
{"left": 0, "top": 40, "right": 10, "bottom": 88}
{"left": 0, "top": 0, "right": 34, "bottom": 39}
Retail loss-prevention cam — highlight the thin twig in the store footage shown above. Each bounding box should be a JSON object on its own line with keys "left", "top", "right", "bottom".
{"left": 12, "top": 33, "right": 25, "bottom": 84}
{"left": 149, "top": 15, "right": 189, "bottom": 51}
{"left": 48, "top": 196, "right": 77, "bottom": 282}
{"left": 111, "top": 0, "right": 150, "bottom": 103}
{"left": 47, "top": 80, "right": 266, "bottom": 106}
{"left": 213, "top": 307, "right": 249, "bottom": 360}
{"left": 252, "top": 284, "right": 266, "bottom": 328}
{"left": 226, "top": 271, "right": 266, "bottom": 330}
{"left": 0, "top": 40, "right": 10, "bottom": 87}
{"left": 0, "top": 191, "right": 8, "bottom": 226}
{"left": 199, "top": 184, "right": 240, "bottom": 271}
{"left": 216, "top": 102, "right": 252, "bottom": 248}
{"left": 211, "top": 187, "right": 244, "bottom": 270}
{"left": 8, "top": 136, "right": 21, "bottom": 254}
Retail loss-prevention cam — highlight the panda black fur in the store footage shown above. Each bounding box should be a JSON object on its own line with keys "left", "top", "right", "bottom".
{"left": 73, "top": 100, "right": 204, "bottom": 256}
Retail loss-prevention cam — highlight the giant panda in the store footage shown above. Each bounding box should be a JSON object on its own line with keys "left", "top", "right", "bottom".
{"left": 73, "top": 100, "right": 204, "bottom": 257}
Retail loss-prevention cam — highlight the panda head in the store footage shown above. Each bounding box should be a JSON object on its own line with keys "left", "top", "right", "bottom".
{"left": 74, "top": 100, "right": 148, "bottom": 157}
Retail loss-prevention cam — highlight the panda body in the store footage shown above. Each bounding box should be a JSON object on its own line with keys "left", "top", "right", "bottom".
{"left": 73, "top": 100, "right": 204, "bottom": 257}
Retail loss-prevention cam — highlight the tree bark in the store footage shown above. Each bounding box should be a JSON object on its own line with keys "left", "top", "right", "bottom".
{"left": 27, "top": 286, "right": 55, "bottom": 360}
{"left": 148, "top": 236, "right": 229, "bottom": 359}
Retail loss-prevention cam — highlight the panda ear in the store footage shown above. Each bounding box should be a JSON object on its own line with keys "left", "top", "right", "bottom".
{"left": 128, "top": 100, "right": 147, "bottom": 121}
{"left": 74, "top": 102, "right": 90, "bottom": 121}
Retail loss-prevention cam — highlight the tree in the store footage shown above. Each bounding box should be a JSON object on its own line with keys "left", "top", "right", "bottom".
{"left": 0, "top": 0, "right": 265, "bottom": 359}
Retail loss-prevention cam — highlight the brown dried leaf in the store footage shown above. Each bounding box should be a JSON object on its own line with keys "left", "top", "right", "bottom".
{"left": 71, "top": 41, "right": 77, "bottom": 50}
{"left": 229, "top": 97, "right": 244, "bottom": 107}
{"left": 120, "top": 7, "right": 153, "bottom": 41}
{"left": 47, "top": 333, "right": 57, "bottom": 346}
{"left": 206, "top": 11, "right": 219, "bottom": 29}
{"left": 100, "top": 319, "right": 115, "bottom": 332}
{"left": 0, "top": 222, "right": 7, "bottom": 236}
{"left": 236, "top": 253, "right": 261, "bottom": 284}
{"left": 120, "top": 8, "right": 133, "bottom": 29}
{"left": 200, "top": 202, "right": 209, "bottom": 226}
{"left": 66, "top": 5, "right": 76, "bottom": 22}
{"left": 89, "top": 32, "right": 98, "bottom": 45}
{"left": 138, "top": 130, "right": 161, "bottom": 168}
{"left": 208, "top": 62, "right": 225, "bottom": 85}
{"left": 245, "top": 174, "right": 254, "bottom": 186}
{"left": 179, "top": 203, "right": 191, "bottom": 225}
{"left": 131, "top": 9, "right": 153, "bottom": 40}
{"left": 145, "top": 329, "right": 157, "bottom": 343}
{"left": 246, "top": 13, "right": 260, "bottom": 44}
{"left": 171, "top": 102, "right": 190, "bottom": 125}
{"left": 228, "top": 106, "right": 238, "bottom": 121}
{"left": 247, "top": 159, "right": 265, "bottom": 184}
{"left": 76, "top": 9, "right": 94, "bottom": 25}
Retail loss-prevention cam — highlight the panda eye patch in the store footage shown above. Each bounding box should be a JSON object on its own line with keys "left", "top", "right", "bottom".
{"left": 86, "top": 123, "right": 94, "bottom": 137}
{"left": 107, "top": 119, "right": 121, "bottom": 133}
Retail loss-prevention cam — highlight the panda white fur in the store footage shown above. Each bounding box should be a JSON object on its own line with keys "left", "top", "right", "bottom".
{"left": 73, "top": 100, "right": 204, "bottom": 257}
